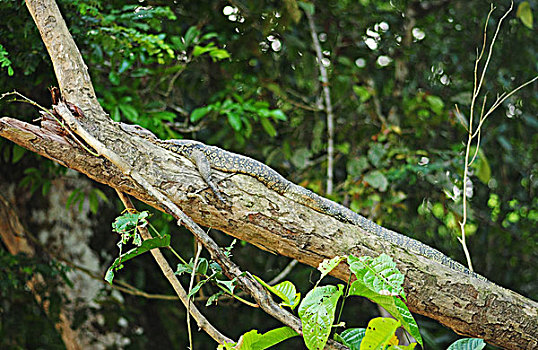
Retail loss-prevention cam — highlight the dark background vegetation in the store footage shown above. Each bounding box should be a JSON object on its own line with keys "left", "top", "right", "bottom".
{"left": 0, "top": 0, "right": 536, "bottom": 348}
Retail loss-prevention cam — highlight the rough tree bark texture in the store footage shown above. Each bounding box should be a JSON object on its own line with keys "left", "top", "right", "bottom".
{"left": 2, "top": 117, "right": 537, "bottom": 350}
{"left": 0, "top": 1, "right": 535, "bottom": 349}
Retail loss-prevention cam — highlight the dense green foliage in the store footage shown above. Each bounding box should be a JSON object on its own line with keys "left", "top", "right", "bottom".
{"left": 0, "top": 0, "right": 536, "bottom": 348}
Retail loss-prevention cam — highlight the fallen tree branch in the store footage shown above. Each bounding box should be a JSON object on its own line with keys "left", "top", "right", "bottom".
{"left": 1, "top": 115, "right": 537, "bottom": 349}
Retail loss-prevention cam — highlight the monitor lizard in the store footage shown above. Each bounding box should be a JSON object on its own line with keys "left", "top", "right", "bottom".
{"left": 119, "top": 122, "right": 487, "bottom": 281}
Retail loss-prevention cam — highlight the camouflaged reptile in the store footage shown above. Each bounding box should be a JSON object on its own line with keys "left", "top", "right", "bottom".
{"left": 120, "top": 123, "right": 486, "bottom": 281}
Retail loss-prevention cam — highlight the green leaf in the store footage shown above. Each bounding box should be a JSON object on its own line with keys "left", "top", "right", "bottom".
{"left": 273, "top": 281, "right": 300, "bottom": 309}
{"left": 393, "top": 298, "right": 422, "bottom": 346}
{"left": 175, "top": 262, "right": 192, "bottom": 276}
{"left": 238, "top": 327, "right": 299, "bottom": 349}
{"left": 184, "top": 26, "right": 200, "bottom": 47}
{"left": 152, "top": 111, "right": 176, "bottom": 121}
{"left": 227, "top": 112, "right": 243, "bottom": 131}
{"left": 88, "top": 191, "right": 99, "bottom": 215}
{"left": 290, "top": 147, "right": 312, "bottom": 169}
{"left": 298, "top": 1, "right": 315, "bottom": 15}
{"left": 447, "top": 338, "right": 486, "bottom": 350}
{"left": 216, "top": 279, "right": 235, "bottom": 294}
{"left": 348, "top": 282, "right": 422, "bottom": 346}
{"left": 118, "top": 104, "right": 139, "bottom": 122}
{"left": 336, "top": 142, "right": 351, "bottom": 155}
{"left": 335, "top": 328, "right": 366, "bottom": 350}
{"left": 517, "top": 2, "right": 533, "bottom": 29}
{"left": 269, "top": 109, "right": 287, "bottom": 121}
{"left": 209, "top": 49, "right": 231, "bottom": 61}
{"left": 364, "top": 170, "right": 388, "bottom": 192}
{"left": 298, "top": 285, "right": 343, "bottom": 350}
{"left": 388, "top": 344, "right": 417, "bottom": 350}
{"left": 425, "top": 95, "right": 445, "bottom": 115}
{"left": 348, "top": 254, "right": 405, "bottom": 298}
{"left": 117, "top": 59, "right": 132, "bottom": 74}
{"left": 367, "top": 143, "right": 386, "bottom": 167}
{"left": 253, "top": 276, "right": 300, "bottom": 309}
{"left": 112, "top": 106, "right": 121, "bottom": 122}
{"left": 196, "top": 258, "right": 209, "bottom": 275}
{"left": 193, "top": 43, "right": 216, "bottom": 57}
{"left": 352, "top": 85, "right": 372, "bottom": 103}
{"left": 317, "top": 256, "right": 345, "bottom": 284}
{"left": 132, "top": 232, "right": 142, "bottom": 246}
{"left": 92, "top": 189, "right": 109, "bottom": 202}
{"left": 347, "top": 157, "right": 369, "bottom": 178}
{"left": 11, "top": 145, "right": 25, "bottom": 163}
{"left": 199, "top": 32, "right": 219, "bottom": 42}
{"left": 347, "top": 255, "right": 422, "bottom": 346}
{"left": 104, "top": 268, "right": 115, "bottom": 284}
{"left": 175, "top": 257, "right": 208, "bottom": 276}
{"left": 470, "top": 148, "right": 491, "bottom": 184}
{"left": 108, "top": 71, "right": 120, "bottom": 86}
{"left": 260, "top": 117, "right": 277, "bottom": 137}
{"left": 112, "top": 211, "right": 150, "bottom": 234}
{"left": 105, "top": 235, "right": 170, "bottom": 284}
{"left": 41, "top": 181, "right": 51, "bottom": 196}
{"left": 66, "top": 189, "right": 81, "bottom": 210}
{"left": 187, "top": 280, "right": 206, "bottom": 298}
{"left": 170, "top": 35, "right": 186, "bottom": 51}
{"left": 206, "top": 291, "right": 223, "bottom": 306}
{"left": 360, "top": 317, "right": 400, "bottom": 350}
{"left": 190, "top": 106, "right": 212, "bottom": 122}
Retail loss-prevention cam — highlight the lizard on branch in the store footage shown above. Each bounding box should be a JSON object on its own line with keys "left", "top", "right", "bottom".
{"left": 119, "top": 122, "right": 487, "bottom": 282}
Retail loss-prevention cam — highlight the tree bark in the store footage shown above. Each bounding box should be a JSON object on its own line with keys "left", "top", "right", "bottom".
{"left": 2, "top": 115, "right": 537, "bottom": 349}
{"left": 0, "top": 1, "right": 535, "bottom": 349}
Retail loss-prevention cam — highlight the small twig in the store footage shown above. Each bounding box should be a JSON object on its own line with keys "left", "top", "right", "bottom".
{"left": 165, "top": 122, "right": 205, "bottom": 133}
{"left": 336, "top": 272, "right": 353, "bottom": 325}
{"left": 370, "top": 81, "right": 388, "bottom": 125}
{"left": 267, "top": 259, "right": 299, "bottom": 285}
{"left": 474, "top": 3, "right": 512, "bottom": 101}
{"left": 281, "top": 95, "right": 322, "bottom": 112}
{"left": 168, "top": 104, "right": 190, "bottom": 117}
{"left": 1, "top": 91, "right": 100, "bottom": 157}
{"left": 468, "top": 128, "right": 481, "bottom": 167}
{"left": 305, "top": 9, "right": 335, "bottom": 195}
{"left": 472, "top": 74, "right": 538, "bottom": 138}
{"left": 187, "top": 240, "right": 203, "bottom": 350}
{"left": 468, "top": 95, "right": 487, "bottom": 167}
{"left": 456, "top": 1, "right": 537, "bottom": 272}
{"left": 165, "top": 64, "right": 188, "bottom": 98}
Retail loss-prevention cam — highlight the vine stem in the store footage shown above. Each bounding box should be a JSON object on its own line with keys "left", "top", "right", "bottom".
{"left": 336, "top": 272, "right": 353, "bottom": 325}
{"left": 187, "top": 241, "right": 203, "bottom": 350}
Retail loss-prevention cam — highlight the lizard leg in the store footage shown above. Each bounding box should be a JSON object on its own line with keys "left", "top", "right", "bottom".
{"left": 190, "top": 148, "right": 227, "bottom": 204}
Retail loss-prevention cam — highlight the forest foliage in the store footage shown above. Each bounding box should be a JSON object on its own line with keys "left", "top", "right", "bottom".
{"left": 0, "top": 0, "right": 536, "bottom": 348}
